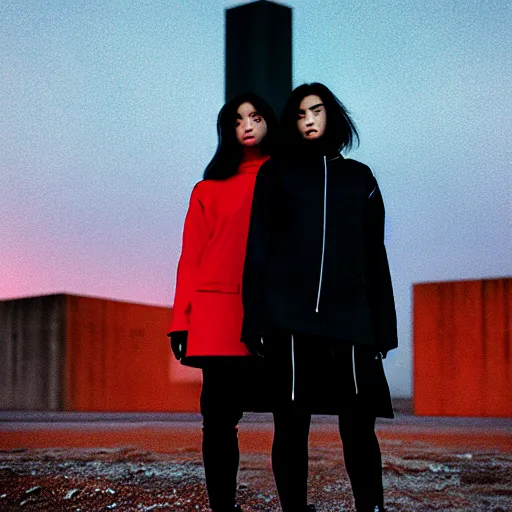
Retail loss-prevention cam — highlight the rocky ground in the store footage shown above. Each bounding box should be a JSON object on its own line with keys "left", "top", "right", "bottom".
{"left": 1, "top": 438, "right": 511, "bottom": 511}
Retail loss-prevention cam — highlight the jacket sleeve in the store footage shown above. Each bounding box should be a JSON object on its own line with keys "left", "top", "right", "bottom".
{"left": 169, "top": 183, "right": 210, "bottom": 333}
{"left": 364, "top": 174, "right": 398, "bottom": 355}
{"left": 242, "top": 162, "right": 281, "bottom": 339}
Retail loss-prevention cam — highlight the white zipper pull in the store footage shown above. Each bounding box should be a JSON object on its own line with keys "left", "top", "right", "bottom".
{"left": 352, "top": 345, "right": 359, "bottom": 395}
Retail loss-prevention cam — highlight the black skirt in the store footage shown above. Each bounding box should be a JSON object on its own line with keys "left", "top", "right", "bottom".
{"left": 199, "top": 357, "right": 272, "bottom": 415}
{"left": 264, "top": 330, "right": 394, "bottom": 418}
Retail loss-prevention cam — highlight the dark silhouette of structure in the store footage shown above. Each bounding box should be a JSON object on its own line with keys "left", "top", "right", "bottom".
{"left": 226, "top": 0, "right": 292, "bottom": 117}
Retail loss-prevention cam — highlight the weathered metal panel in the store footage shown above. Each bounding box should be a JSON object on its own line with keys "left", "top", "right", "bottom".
{"left": 414, "top": 278, "right": 512, "bottom": 417}
{"left": 0, "top": 295, "right": 65, "bottom": 410}
{"left": 0, "top": 294, "right": 202, "bottom": 412}
{"left": 64, "top": 295, "right": 201, "bottom": 412}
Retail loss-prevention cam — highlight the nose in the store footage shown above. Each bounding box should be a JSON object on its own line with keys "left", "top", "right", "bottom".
{"left": 305, "top": 112, "right": 314, "bottom": 126}
{"left": 243, "top": 118, "right": 253, "bottom": 132}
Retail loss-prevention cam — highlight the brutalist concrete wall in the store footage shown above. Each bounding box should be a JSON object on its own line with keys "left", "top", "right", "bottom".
{"left": 0, "top": 294, "right": 201, "bottom": 412}
{"left": 64, "top": 295, "right": 201, "bottom": 412}
{"left": 414, "top": 278, "right": 512, "bottom": 417}
{"left": 0, "top": 294, "right": 66, "bottom": 410}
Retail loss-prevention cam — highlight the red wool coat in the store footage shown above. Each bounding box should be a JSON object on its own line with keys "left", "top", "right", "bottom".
{"left": 169, "top": 151, "right": 269, "bottom": 363}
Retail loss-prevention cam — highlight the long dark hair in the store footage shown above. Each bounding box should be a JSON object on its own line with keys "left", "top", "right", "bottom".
{"left": 203, "top": 92, "right": 279, "bottom": 180}
{"left": 280, "top": 83, "right": 359, "bottom": 156}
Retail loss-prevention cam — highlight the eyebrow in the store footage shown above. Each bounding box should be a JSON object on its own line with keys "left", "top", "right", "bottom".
{"left": 298, "top": 103, "right": 324, "bottom": 113}
{"left": 236, "top": 111, "right": 260, "bottom": 119}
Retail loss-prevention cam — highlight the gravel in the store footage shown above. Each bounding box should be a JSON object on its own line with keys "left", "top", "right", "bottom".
{"left": 0, "top": 439, "right": 511, "bottom": 511}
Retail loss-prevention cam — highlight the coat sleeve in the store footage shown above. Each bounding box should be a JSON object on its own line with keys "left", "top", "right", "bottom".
{"left": 242, "top": 162, "right": 281, "bottom": 339}
{"left": 364, "top": 173, "right": 398, "bottom": 355}
{"left": 169, "top": 183, "right": 211, "bottom": 333}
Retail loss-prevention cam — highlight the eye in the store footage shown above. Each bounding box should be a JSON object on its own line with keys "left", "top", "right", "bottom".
{"left": 254, "top": 117, "right": 262, "bottom": 123}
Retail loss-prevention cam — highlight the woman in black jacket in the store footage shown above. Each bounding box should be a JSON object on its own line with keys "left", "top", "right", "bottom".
{"left": 242, "top": 83, "right": 397, "bottom": 512}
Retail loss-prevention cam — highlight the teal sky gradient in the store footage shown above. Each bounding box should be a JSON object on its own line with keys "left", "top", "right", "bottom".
{"left": 1, "top": 0, "right": 511, "bottom": 396}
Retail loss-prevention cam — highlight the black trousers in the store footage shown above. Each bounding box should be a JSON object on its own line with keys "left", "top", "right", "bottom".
{"left": 200, "top": 366, "right": 244, "bottom": 512}
{"left": 272, "top": 405, "right": 384, "bottom": 512}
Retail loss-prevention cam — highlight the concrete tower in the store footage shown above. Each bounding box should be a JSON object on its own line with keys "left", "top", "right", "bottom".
{"left": 225, "top": 0, "right": 292, "bottom": 117}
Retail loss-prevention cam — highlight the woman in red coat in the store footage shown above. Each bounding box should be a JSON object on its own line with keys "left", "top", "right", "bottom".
{"left": 168, "top": 92, "right": 278, "bottom": 512}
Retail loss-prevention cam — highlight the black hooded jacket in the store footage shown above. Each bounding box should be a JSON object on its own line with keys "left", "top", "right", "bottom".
{"left": 241, "top": 153, "right": 398, "bottom": 355}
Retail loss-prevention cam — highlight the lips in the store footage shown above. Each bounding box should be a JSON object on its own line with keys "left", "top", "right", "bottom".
{"left": 306, "top": 130, "right": 317, "bottom": 136}
{"left": 243, "top": 135, "right": 255, "bottom": 141}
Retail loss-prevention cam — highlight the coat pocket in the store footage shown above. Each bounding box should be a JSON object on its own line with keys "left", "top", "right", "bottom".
{"left": 196, "top": 282, "right": 240, "bottom": 294}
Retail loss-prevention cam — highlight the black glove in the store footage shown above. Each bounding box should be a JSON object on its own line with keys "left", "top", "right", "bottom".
{"left": 243, "top": 335, "right": 264, "bottom": 357}
{"left": 168, "top": 330, "right": 188, "bottom": 360}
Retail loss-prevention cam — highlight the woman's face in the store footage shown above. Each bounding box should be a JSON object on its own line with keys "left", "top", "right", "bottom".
{"left": 297, "top": 94, "right": 326, "bottom": 140}
{"left": 235, "top": 102, "right": 268, "bottom": 147}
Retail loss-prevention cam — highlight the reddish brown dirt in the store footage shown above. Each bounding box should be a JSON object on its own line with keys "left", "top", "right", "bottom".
{"left": 0, "top": 413, "right": 511, "bottom": 511}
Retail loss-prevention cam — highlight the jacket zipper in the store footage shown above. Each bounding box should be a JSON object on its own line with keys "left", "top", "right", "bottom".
{"left": 315, "top": 155, "right": 328, "bottom": 313}
{"left": 291, "top": 334, "right": 296, "bottom": 401}
{"left": 352, "top": 345, "right": 359, "bottom": 395}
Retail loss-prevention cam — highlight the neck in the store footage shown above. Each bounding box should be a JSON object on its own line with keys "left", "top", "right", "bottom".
{"left": 238, "top": 146, "right": 269, "bottom": 174}
{"left": 293, "top": 136, "right": 340, "bottom": 160}
{"left": 241, "top": 146, "right": 264, "bottom": 161}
